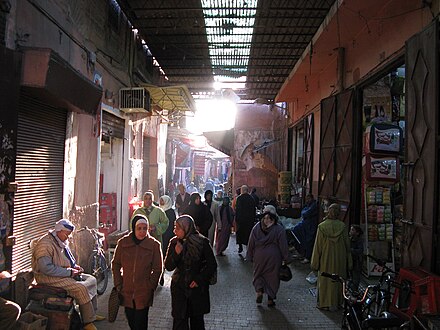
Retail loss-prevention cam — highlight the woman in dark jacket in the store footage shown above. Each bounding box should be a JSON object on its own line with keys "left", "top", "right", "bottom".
{"left": 185, "top": 193, "right": 213, "bottom": 238}
{"left": 112, "top": 215, "right": 163, "bottom": 329}
{"left": 165, "top": 215, "right": 217, "bottom": 330}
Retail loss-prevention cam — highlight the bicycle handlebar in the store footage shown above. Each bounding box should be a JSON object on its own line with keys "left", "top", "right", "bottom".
{"left": 321, "top": 272, "right": 376, "bottom": 304}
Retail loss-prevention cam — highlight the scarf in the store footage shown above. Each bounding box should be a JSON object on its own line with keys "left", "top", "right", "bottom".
{"left": 159, "top": 195, "right": 173, "bottom": 211}
{"left": 50, "top": 231, "right": 76, "bottom": 267}
{"left": 131, "top": 215, "right": 149, "bottom": 245}
{"left": 204, "top": 190, "right": 213, "bottom": 209}
{"left": 176, "top": 215, "right": 204, "bottom": 268}
{"left": 220, "top": 197, "right": 232, "bottom": 225}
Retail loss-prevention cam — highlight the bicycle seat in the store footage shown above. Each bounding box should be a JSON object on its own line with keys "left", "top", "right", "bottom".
{"left": 361, "top": 314, "right": 402, "bottom": 328}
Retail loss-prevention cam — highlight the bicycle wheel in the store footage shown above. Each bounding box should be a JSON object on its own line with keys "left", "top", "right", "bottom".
{"left": 88, "top": 252, "right": 109, "bottom": 295}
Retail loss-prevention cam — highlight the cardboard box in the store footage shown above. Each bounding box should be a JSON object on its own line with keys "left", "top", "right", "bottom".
{"left": 17, "top": 312, "right": 48, "bottom": 330}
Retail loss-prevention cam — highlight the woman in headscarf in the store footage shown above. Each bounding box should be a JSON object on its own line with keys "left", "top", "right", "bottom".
{"left": 165, "top": 215, "right": 217, "bottom": 329}
{"left": 215, "top": 196, "right": 234, "bottom": 256}
{"left": 159, "top": 195, "right": 177, "bottom": 286}
{"left": 185, "top": 192, "right": 213, "bottom": 238}
{"left": 311, "top": 203, "right": 352, "bottom": 311}
{"left": 246, "top": 209, "right": 289, "bottom": 307}
{"left": 160, "top": 195, "right": 177, "bottom": 255}
{"left": 204, "top": 190, "right": 219, "bottom": 246}
{"left": 112, "top": 215, "right": 163, "bottom": 329}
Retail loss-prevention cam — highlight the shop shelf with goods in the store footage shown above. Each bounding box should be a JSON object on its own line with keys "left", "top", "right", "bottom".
{"left": 277, "top": 171, "right": 292, "bottom": 207}
{"left": 361, "top": 123, "right": 402, "bottom": 277}
{"left": 362, "top": 184, "right": 395, "bottom": 276}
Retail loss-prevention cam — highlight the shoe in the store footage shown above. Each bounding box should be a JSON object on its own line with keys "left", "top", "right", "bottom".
{"left": 84, "top": 323, "right": 97, "bottom": 330}
{"left": 238, "top": 245, "right": 243, "bottom": 253}
{"left": 216, "top": 252, "right": 226, "bottom": 256}
{"left": 301, "top": 258, "right": 310, "bottom": 264}
{"left": 256, "top": 292, "right": 263, "bottom": 304}
{"left": 95, "top": 315, "right": 105, "bottom": 322}
{"left": 267, "top": 299, "right": 276, "bottom": 307}
{"left": 159, "top": 275, "right": 164, "bottom": 286}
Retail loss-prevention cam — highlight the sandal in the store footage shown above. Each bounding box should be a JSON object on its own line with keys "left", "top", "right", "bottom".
{"left": 256, "top": 291, "right": 263, "bottom": 304}
{"left": 267, "top": 299, "right": 276, "bottom": 307}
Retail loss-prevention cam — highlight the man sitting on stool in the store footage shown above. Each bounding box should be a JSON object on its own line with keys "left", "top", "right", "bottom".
{"left": 291, "top": 194, "right": 318, "bottom": 264}
{"left": 31, "top": 219, "right": 104, "bottom": 330}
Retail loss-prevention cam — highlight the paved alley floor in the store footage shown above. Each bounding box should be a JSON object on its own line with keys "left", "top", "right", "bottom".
{"left": 96, "top": 234, "right": 342, "bottom": 329}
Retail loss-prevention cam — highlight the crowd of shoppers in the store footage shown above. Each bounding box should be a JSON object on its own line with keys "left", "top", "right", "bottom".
{"left": 0, "top": 181, "right": 366, "bottom": 330}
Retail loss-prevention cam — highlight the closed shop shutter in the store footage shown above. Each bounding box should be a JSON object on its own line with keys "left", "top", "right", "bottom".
{"left": 12, "top": 93, "right": 66, "bottom": 273}
{"left": 102, "top": 111, "right": 125, "bottom": 139}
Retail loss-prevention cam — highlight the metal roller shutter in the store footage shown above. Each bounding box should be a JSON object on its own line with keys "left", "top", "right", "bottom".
{"left": 12, "top": 93, "right": 66, "bottom": 273}
{"left": 102, "top": 111, "right": 125, "bottom": 139}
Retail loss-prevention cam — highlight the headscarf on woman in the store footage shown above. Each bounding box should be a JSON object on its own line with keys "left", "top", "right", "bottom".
{"left": 219, "top": 196, "right": 232, "bottom": 224}
{"left": 159, "top": 195, "right": 173, "bottom": 212}
{"left": 204, "top": 190, "right": 213, "bottom": 209}
{"left": 131, "top": 214, "right": 149, "bottom": 245}
{"left": 175, "top": 215, "right": 205, "bottom": 268}
{"left": 185, "top": 192, "right": 213, "bottom": 237}
{"left": 326, "top": 203, "right": 341, "bottom": 220}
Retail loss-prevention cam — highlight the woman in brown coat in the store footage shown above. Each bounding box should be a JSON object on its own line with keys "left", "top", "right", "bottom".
{"left": 112, "top": 215, "right": 163, "bottom": 329}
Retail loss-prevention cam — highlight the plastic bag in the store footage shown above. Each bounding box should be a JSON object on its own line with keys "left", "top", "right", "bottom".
{"left": 306, "top": 271, "right": 318, "bottom": 284}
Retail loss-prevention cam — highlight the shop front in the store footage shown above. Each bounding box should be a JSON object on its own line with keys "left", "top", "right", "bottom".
{"left": 277, "top": 2, "right": 439, "bottom": 274}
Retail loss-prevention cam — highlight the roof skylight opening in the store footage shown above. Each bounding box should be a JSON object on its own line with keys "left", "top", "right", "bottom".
{"left": 202, "top": 0, "right": 258, "bottom": 90}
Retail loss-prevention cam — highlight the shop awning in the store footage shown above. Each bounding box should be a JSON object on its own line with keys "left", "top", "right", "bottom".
{"left": 143, "top": 84, "right": 197, "bottom": 116}
{"left": 203, "top": 129, "right": 234, "bottom": 156}
{"left": 21, "top": 48, "right": 102, "bottom": 115}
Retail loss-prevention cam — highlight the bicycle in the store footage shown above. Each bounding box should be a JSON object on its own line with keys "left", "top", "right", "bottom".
{"left": 363, "top": 255, "right": 401, "bottom": 318}
{"left": 77, "top": 227, "right": 109, "bottom": 295}
{"left": 321, "top": 270, "right": 410, "bottom": 329}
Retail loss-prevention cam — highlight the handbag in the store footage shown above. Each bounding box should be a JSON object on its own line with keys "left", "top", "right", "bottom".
{"left": 108, "top": 287, "right": 121, "bottom": 323}
{"left": 279, "top": 264, "right": 292, "bottom": 282}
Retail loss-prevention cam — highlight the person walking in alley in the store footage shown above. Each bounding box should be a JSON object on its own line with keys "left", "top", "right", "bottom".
{"left": 185, "top": 192, "right": 213, "bottom": 238}
{"left": 204, "top": 190, "right": 219, "bottom": 246}
{"left": 215, "top": 196, "right": 234, "bottom": 256}
{"left": 31, "top": 219, "right": 105, "bottom": 330}
{"left": 164, "top": 215, "right": 217, "bottom": 330}
{"left": 175, "top": 184, "right": 191, "bottom": 216}
{"left": 131, "top": 191, "right": 169, "bottom": 248}
{"left": 160, "top": 195, "right": 177, "bottom": 256}
{"left": 246, "top": 206, "right": 289, "bottom": 307}
{"left": 112, "top": 215, "right": 163, "bottom": 330}
{"left": 311, "top": 203, "right": 352, "bottom": 311}
{"left": 159, "top": 194, "right": 177, "bottom": 286}
{"left": 235, "top": 185, "right": 256, "bottom": 253}
{"left": 250, "top": 187, "right": 260, "bottom": 208}
{"left": 291, "top": 193, "right": 319, "bottom": 264}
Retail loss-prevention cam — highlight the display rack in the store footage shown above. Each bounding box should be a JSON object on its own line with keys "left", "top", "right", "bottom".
{"left": 363, "top": 185, "right": 395, "bottom": 276}
{"left": 362, "top": 122, "right": 402, "bottom": 277}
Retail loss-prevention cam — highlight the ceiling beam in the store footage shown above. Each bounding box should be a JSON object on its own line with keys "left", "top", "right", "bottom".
{"left": 129, "top": 7, "right": 330, "bottom": 12}
{"left": 137, "top": 31, "right": 317, "bottom": 36}
{"left": 145, "top": 41, "right": 309, "bottom": 47}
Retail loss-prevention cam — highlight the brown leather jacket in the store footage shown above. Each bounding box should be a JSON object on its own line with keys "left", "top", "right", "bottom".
{"left": 111, "top": 233, "right": 163, "bottom": 309}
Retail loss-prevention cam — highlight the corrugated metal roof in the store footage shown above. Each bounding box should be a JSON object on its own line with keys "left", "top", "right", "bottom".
{"left": 117, "top": 0, "right": 335, "bottom": 101}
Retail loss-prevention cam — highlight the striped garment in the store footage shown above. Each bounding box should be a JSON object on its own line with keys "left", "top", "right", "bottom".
{"left": 31, "top": 233, "right": 96, "bottom": 305}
